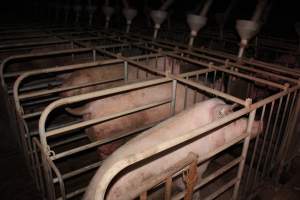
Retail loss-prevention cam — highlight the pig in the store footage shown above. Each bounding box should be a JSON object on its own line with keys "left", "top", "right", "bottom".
{"left": 65, "top": 74, "right": 226, "bottom": 159}
{"left": 59, "top": 56, "right": 182, "bottom": 97}
{"left": 66, "top": 82, "right": 189, "bottom": 159}
{"left": 59, "top": 64, "right": 125, "bottom": 97}
{"left": 83, "top": 98, "right": 263, "bottom": 200}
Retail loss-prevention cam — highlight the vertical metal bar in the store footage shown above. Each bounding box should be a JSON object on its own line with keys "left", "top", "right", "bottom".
{"left": 262, "top": 97, "right": 283, "bottom": 177}
{"left": 244, "top": 105, "right": 266, "bottom": 191}
{"left": 184, "top": 79, "right": 188, "bottom": 109}
{"left": 165, "top": 177, "right": 172, "bottom": 200}
{"left": 71, "top": 41, "right": 74, "bottom": 61}
{"left": 32, "top": 139, "right": 41, "bottom": 191}
{"left": 171, "top": 80, "right": 177, "bottom": 115}
{"left": 233, "top": 107, "right": 256, "bottom": 200}
{"left": 92, "top": 49, "right": 96, "bottom": 62}
{"left": 124, "top": 61, "right": 128, "bottom": 82}
{"left": 213, "top": 70, "right": 217, "bottom": 83}
{"left": 252, "top": 101, "right": 275, "bottom": 189}
{"left": 276, "top": 91, "right": 299, "bottom": 182}
{"left": 270, "top": 94, "right": 290, "bottom": 167}
{"left": 184, "top": 159, "right": 198, "bottom": 200}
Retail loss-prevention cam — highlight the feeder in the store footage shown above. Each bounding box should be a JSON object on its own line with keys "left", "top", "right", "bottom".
{"left": 87, "top": 5, "right": 97, "bottom": 26}
{"left": 150, "top": 10, "right": 167, "bottom": 39}
{"left": 73, "top": 4, "right": 82, "bottom": 24}
{"left": 187, "top": 14, "right": 207, "bottom": 47}
{"left": 123, "top": 9, "right": 137, "bottom": 33}
{"left": 102, "top": 6, "right": 115, "bottom": 29}
{"left": 236, "top": 20, "right": 260, "bottom": 58}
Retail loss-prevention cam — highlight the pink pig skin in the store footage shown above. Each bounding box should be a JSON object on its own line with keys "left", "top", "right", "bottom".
{"left": 83, "top": 98, "right": 262, "bottom": 200}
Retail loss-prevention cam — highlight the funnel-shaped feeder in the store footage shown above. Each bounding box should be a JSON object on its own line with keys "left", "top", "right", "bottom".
{"left": 123, "top": 9, "right": 137, "bottom": 22}
{"left": 236, "top": 20, "right": 260, "bottom": 41}
{"left": 123, "top": 9, "right": 137, "bottom": 33}
{"left": 187, "top": 14, "right": 207, "bottom": 47}
{"left": 87, "top": 5, "right": 97, "bottom": 26}
{"left": 236, "top": 20, "right": 260, "bottom": 58}
{"left": 151, "top": 10, "right": 167, "bottom": 28}
{"left": 187, "top": 14, "right": 207, "bottom": 36}
{"left": 150, "top": 10, "right": 167, "bottom": 39}
{"left": 74, "top": 5, "right": 82, "bottom": 24}
{"left": 102, "top": 6, "right": 115, "bottom": 29}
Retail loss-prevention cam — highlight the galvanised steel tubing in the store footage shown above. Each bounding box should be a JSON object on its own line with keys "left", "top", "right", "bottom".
{"left": 261, "top": 97, "right": 283, "bottom": 177}
{"left": 20, "top": 77, "right": 124, "bottom": 101}
{"left": 13, "top": 53, "right": 163, "bottom": 113}
{"left": 33, "top": 138, "right": 66, "bottom": 200}
{"left": 175, "top": 50, "right": 300, "bottom": 84}
{"left": 37, "top": 79, "right": 248, "bottom": 199}
{"left": 170, "top": 74, "right": 246, "bottom": 106}
{"left": 1, "top": 47, "right": 92, "bottom": 86}
{"left": 275, "top": 90, "right": 300, "bottom": 182}
{"left": 127, "top": 32, "right": 300, "bottom": 76}
{"left": 244, "top": 105, "right": 266, "bottom": 192}
{"left": 51, "top": 118, "right": 168, "bottom": 161}
{"left": 34, "top": 53, "right": 300, "bottom": 200}
{"left": 53, "top": 161, "right": 102, "bottom": 184}
{"left": 70, "top": 85, "right": 300, "bottom": 199}
{"left": 270, "top": 95, "right": 291, "bottom": 165}
{"left": 46, "top": 99, "right": 171, "bottom": 138}
{"left": 122, "top": 34, "right": 300, "bottom": 79}
{"left": 173, "top": 157, "right": 241, "bottom": 200}
{"left": 165, "top": 51, "right": 296, "bottom": 87}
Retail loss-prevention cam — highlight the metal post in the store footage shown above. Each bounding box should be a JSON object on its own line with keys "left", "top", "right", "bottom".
{"left": 233, "top": 100, "right": 255, "bottom": 199}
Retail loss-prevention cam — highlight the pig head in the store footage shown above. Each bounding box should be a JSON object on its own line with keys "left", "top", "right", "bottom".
{"left": 83, "top": 98, "right": 263, "bottom": 200}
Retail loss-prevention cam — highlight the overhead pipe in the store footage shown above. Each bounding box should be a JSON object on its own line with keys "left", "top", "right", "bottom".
{"left": 236, "top": 0, "right": 267, "bottom": 59}
{"left": 215, "top": 0, "right": 238, "bottom": 39}
{"left": 102, "top": 0, "right": 115, "bottom": 29}
{"left": 63, "top": 1, "right": 71, "bottom": 24}
{"left": 73, "top": 0, "right": 82, "bottom": 24}
{"left": 187, "top": 0, "right": 213, "bottom": 48}
{"left": 150, "top": 0, "right": 174, "bottom": 39}
{"left": 86, "top": 0, "right": 97, "bottom": 26}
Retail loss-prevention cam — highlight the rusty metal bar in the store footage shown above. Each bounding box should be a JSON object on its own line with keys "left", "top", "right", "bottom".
{"left": 51, "top": 119, "right": 166, "bottom": 160}
{"left": 46, "top": 98, "right": 171, "bottom": 138}
{"left": 233, "top": 108, "right": 256, "bottom": 199}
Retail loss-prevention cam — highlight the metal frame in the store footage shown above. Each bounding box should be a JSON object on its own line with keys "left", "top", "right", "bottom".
{"left": 2, "top": 24, "right": 300, "bottom": 200}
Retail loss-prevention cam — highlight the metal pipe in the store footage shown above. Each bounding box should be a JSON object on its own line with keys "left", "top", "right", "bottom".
{"left": 199, "top": 0, "right": 214, "bottom": 17}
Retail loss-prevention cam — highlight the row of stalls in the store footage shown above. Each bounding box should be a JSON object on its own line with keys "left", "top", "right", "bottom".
{"left": 1, "top": 1, "right": 300, "bottom": 200}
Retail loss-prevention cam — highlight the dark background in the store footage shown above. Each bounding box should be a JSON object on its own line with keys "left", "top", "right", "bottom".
{"left": 1, "top": 0, "right": 299, "bottom": 38}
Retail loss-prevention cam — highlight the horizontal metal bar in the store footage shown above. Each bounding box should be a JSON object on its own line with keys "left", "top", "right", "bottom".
{"left": 203, "top": 178, "right": 237, "bottom": 200}
{"left": 23, "top": 111, "right": 42, "bottom": 119}
{"left": 46, "top": 98, "right": 171, "bottom": 138}
{"left": 170, "top": 75, "right": 246, "bottom": 106}
{"left": 19, "top": 77, "right": 124, "bottom": 101}
{"left": 50, "top": 134, "right": 87, "bottom": 149}
{"left": 51, "top": 119, "right": 166, "bottom": 160}
{"left": 173, "top": 157, "right": 241, "bottom": 200}
{"left": 56, "top": 187, "right": 85, "bottom": 200}
{"left": 53, "top": 162, "right": 102, "bottom": 184}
